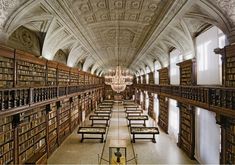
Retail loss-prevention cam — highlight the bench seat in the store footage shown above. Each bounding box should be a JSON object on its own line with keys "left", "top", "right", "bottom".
{"left": 130, "top": 127, "right": 159, "bottom": 143}
{"left": 89, "top": 115, "right": 110, "bottom": 126}
{"left": 127, "top": 115, "right": 148, "bottom": 126}
{"left": 126, "top": 110, "right": 142, "bottom": 116}
{"left": 77, "top": 127, "right": 106, "bottom": 143}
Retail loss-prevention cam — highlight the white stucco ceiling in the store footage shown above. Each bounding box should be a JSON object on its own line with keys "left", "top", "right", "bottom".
{"left": 1, "top": 0, "right": 235, "bottom": 75}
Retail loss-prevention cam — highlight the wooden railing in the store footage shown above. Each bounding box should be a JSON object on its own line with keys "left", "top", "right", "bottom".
{"left": 134, "top": 84, "right": 235, "bottom": 117}
{"left": 0, "top": 84, "right": 104, "bottom": 116}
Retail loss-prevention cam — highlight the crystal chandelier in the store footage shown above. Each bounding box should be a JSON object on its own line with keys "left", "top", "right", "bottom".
{"left": 105, "top": 66, "right": 133, "bottom": 93}
{"left": 104, "top": 7, "right": 133, "bottom": 93}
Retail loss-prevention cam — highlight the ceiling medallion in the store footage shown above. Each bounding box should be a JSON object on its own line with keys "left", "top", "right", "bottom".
{"left": 148, "top": 3, "right": 158, "bottom": 11}
{"left": 101, "top": 14, "right": 108, "bottom": 20}
{"left": 114, "top": 0, "right": 123, "bottom": 8}
{"left": 131, "top": 1, "right": 140, "bottom": 9}
{"left": 129, "top": 14, "right": 137, "bottom": 21}
{"left": 97, "top": 1, "right": 106, "bottom": 8}
{"left": 144, "top": 16, "right": 151, "bottom": 22}
{"left": 80, "top": 4, "right": 90, "bottom": 13}
{"left": 85, "top": 15, "right": 94, "bottom": 23}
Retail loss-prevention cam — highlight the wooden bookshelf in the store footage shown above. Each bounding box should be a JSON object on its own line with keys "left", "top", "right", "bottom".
{"left": 15, "top": 51, "right": 47, "bottom": 87}
{"left": 177, "top": 59, "right": 196, "bottom": 85}
{"left": 79, "top": 71, "right": 85, "bottom": 85}
{"left": 58, "top": 99, "right": 70, "bottom": 144}
{"left": 70, "top": 68, "right": 79, "bottom": 86}
{"left": 0, "top": 116, "right": 14, "bottom": 164}
{"left": 149, "top": 72, "right": 154, "bottom": 84}
{"left": 0, "top": 46, "right": 14, "bottom": 88}
{"left": 142, "top": 75, "right": 146, "bottom": 84}
{"left": 221, "top": 118, "right": 235, "bottom": 164}
{"left": 178, "top": 103, "right": 195, "bottom": 159}
{"left": 0, "top": 45, "right": 103, "bottom": 90}
{"left": 47, "top": 103, "right": 58, "bottom": 156}
{"left": 158, "top": 68, "right": 169, "bottom": 85}
{"left": 70, "top": 96, "right": 79, "bottom": 131}
{"left": 17, "top": 106, "right": 47, "bottom": 164}
{"left": 84, "top": 74, "right": 89, "bottom": 85}
{"left": 0, "top": 45, "right": 104, "bottom": 164}
{"left": 148, "top": 94, "right": 155, "bottom": 120}
{"left": 223, "top": 46, "right": 235, "bottom": 87}
{"left": 215, "top": 45, "right": 235, "bottom": 87}
{"left": 58, "top": 64, "right": 70, "bottom": 86}
{"left": 46, "top": 61, "right": 58, "bottom": 86}
{"left": 158, "top": 95, "right": 168, "bottom": 133}
{"left": 84, "top": 94, "right": 89, "bottom": 117}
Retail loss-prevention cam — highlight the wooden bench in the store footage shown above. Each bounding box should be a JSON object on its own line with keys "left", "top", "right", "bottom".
{"left": 126, "top": 110, "right": 142, "bottom": 116}
{"left": 101, "top": 102, "right": 114, "bottom": 106}
{"left": 77, "top": 127, "right": 106, "bottom": 143}
{"left": 103, "top": 100, "right": 114, "bottom": 103}
{"left": 97, "top": 107, "right": 112, "bottom": 111}
{"left": 94, "top": 110, "right": 112, "bottom": 115}
{"left": 124, "top": 105, "right": 138, "bottom": 111}
{"left": 99, "top": 105, "right": 112, "bottom": 111}
{"left": 127, "top": 115, "right": 148, "bottom": 126}
{"left": 130, "top": 127, "right": 160, "bottom": 143}
{"left": 123, "top": 100, "right": 135, "bottom": 104}
{"left": 89, "top": 115, "right": 110, "bottom": 126}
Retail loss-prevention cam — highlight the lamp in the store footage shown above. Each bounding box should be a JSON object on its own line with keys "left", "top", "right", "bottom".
{"left": 105, "top": 66, "right": 133, "bottom": 93}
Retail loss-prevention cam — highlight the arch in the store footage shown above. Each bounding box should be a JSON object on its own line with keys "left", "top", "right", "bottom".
{"left": 83, "top": 56, "right": 95, "bottom": 72}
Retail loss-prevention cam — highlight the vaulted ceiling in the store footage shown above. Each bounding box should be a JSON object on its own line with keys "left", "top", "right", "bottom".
{"left": 0, "top": 0, "right": 235, "bottom": 76}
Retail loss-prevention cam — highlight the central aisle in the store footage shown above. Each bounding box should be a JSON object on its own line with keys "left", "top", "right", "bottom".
{"left": 99, "top": 102, "right": 137, "bottom": 164}
{"left": 48, "top": 102, "right": 197, "bottom": 164}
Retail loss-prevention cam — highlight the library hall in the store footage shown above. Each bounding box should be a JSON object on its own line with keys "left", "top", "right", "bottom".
{"left": 0, "top": 0, "right": 234, "bottom": 164}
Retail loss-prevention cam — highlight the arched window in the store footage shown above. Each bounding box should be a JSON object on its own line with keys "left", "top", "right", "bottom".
{"left": 146, "top": 66, "right": 150, "bottom": 84}
{"left": 170, "top": 49, "right": 182, "bottom": 85}
{"left": 196, "top": 26, "right": 226, "bottom": 85}
{"left": 140, "top": 91, "right": 143, "bottom": 103}
{"left": 195, "top": 107, "right": 220, "bottom": 164}
{"left": 154, "top": 61, "right": 161, "bottom": 84}
{"left": 145, "top": 91, "right": 149, "bottom": 111}
{"left": 136, "top": 77, "right": 139, "bottom": 84}
{"left": 154, "top": 94, "right": 159, "bottom": 123}
{"left": 168, "top": 99, "right": 179, "bottom": 142}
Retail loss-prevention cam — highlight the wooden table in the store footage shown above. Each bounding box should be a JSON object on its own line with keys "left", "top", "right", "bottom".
{"left": 130, "top": 127, "right": 159, "bottom": 143}
{"left": 89, "top": 115, "right": 110, "bottom": 126}
{"left": 77, "top": 127, "right": 106, "bottom": 143}
{"left": 127, "top": 115, "right": 148, "bottom": 126}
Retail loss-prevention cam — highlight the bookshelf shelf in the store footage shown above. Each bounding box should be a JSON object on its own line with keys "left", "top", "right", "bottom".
{"left": 178, "top": 103, "right": 195, "bottom": 159}
{"left": 158, "top": 68, "right": 169, "bottom": 85}
{"left": 158, "top": 96, "right": 168, "bottom": 133}
{"left": 177, "top": 59, "right": 196, "bottom": 86}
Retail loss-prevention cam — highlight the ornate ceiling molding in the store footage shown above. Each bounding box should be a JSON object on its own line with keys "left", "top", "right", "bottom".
{"left": 1, "top": 0, "right": 235, "bottom": 73}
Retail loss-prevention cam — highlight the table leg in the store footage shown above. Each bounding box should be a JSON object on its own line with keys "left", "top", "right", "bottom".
{"left": 144, "top": 120, "right": 146, "bottom": 127}
{"left": 132, "top": 134, "right": 135, "bottom": 143}
{"left": 81, "top": 134, "right": 84, "bottom": 142}
{"left": 101, "top": 134, "right": 104, "bottom": 143}
{"left": 152, "top": 134, "right": 156, "bottom": 143}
